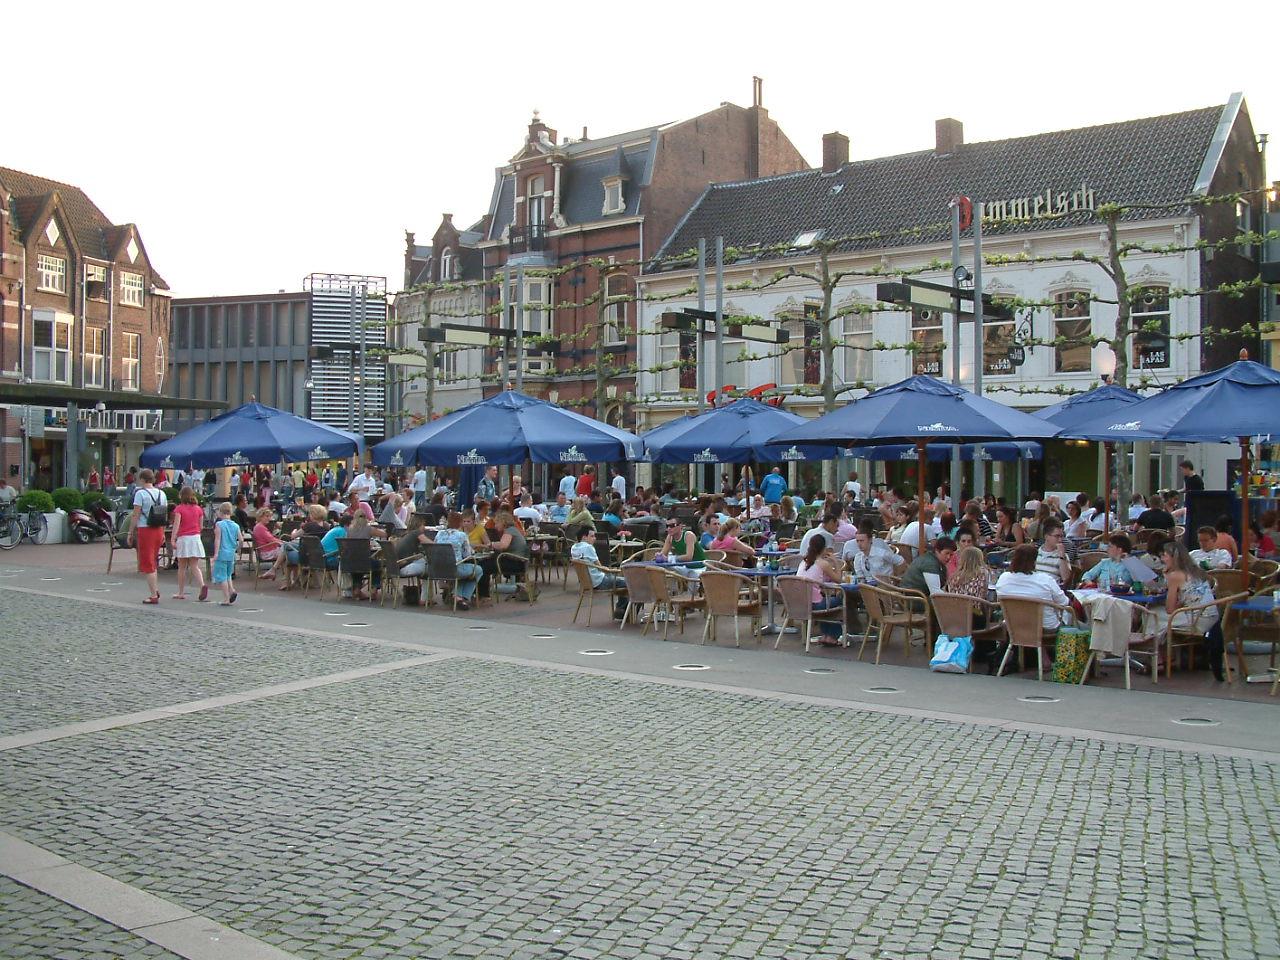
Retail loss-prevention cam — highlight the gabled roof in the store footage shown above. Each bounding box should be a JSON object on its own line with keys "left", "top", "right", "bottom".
{"left": 650, "top": 102, "right": 1233, "bottom": 269}
{"left": 1, "top": 166, "right": 168, "bottom": 286}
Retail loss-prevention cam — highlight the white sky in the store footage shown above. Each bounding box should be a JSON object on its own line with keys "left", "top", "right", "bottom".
{"left": 6, "top": 1, "right": 1274, "bottom": 298}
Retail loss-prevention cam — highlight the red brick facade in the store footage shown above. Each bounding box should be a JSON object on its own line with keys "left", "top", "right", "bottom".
{"left": 1, "top": 167, "right": 170, "bottom": 488}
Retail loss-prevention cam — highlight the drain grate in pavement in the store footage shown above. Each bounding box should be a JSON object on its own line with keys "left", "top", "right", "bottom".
{"left": 1019, "top": 695, "right": 1061, "bottom": 704}
{"left": 322, "top": 611, "right": 346, "bottom": 616}
{"left": 39, "top": 577, "right": 61, "bottom": 581}
{"left": 578, "top": 649, "right": 614, "bottom": 656}
{"left": 86, "top": 588, "right": 110, "bottom": 593}
{"left": 862, "top": 686, "right": 900, "bottom": 693}
{"left": 468, "top": 625, "right": 489, "bottom": 631}
{"left": 805, "top": 667, "right": 837, "bottom": 674}
{"left": 530, "top": 633, "right": 556, "bottom": 639}
{"left": 102, "top": 581, "right": 123, "bottom": 585}
{"left": 673, "top": 663, "right": 710, "bottom": 671}
{"left": 1173, "top": 716, "right": 1221, "bottom": 726}
{"left": 237, "top": 608, "right": 264, "bottom": 613}
{"left": 343, "top": 621, "right": 369, "bottom": 627}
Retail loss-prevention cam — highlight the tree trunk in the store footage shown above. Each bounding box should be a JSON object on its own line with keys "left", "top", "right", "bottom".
{"left": 1104, "top": 211, "right": 1131, "bottom": 511}
{"left": 819, "top": 251, "right": 837, "bottom": 493}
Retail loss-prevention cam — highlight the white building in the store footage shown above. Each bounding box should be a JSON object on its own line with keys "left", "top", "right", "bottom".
{"left": 637, "top": 96, "right": 1264, "bottom": 496}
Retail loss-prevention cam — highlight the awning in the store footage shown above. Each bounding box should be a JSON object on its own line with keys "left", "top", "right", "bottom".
{"left": 0, "top": 382, "right": 226, "bottom": 412}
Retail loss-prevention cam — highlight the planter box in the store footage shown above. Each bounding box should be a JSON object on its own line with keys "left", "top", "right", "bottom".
{"left": 44, "top": 511, "right": 67, "bottom": 544}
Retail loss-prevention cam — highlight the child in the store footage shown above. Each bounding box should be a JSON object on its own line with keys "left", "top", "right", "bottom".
{"left": 211, "top": 502, "right": 240, "bottom": 605}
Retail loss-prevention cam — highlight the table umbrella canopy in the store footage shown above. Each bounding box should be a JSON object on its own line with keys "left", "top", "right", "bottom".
{"left": 371, "top": 390, "right": 643, "bottom": 467}
{"left": 859, "top": 441, "right": 1042, "bottom": 462}
{"left": 641, "top": 398, "right": 845, "bottom": 464}
{"left": 1061, "top": 359, "right": 1280, "bottom": 443}
{"left": 770, "top": 376, "right": 1061, "bottom": 447}
{"left": 139, "top": 402, "right": 363, "bottom": 470}
{"left": 1033, "top": 383, "right": 1144, "bottom": 432}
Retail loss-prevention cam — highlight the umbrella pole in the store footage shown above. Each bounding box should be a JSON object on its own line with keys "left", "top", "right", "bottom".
{"left": 1239, "top": 437, "right": 1251, "bottom": 579}
{"left": 917, "top": 440, "right": 928, "bottom": 557}
{"left": 1104, "top": 442, "right": 1112, "bottom": 536}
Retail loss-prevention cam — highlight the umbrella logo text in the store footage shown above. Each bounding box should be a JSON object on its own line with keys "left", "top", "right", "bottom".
{"left": 1108, "top": 420, "right": 1142, "bottom": 431}
{"left": 307, "top": 446, "right": 329, "bottom": 460}
{"left": 457, "top": 449, "right": 488, "bottom": 465}
{"left": 917, "top": 423, "right": 959, "bottom": 432}
{"left": 223, "top": 451, "right": 250, "bottom": 466}
{"left": 779, "top": 446, "right": 807, "bottom": 461}
{"left": 559, "top": 445, "right": 588, "bottom": 462}
{"left": 389, "top": 452, "right": 405, "bottom": 466}
{"left": 159, "top": 456, "right": 175, "bottom": 468}
{"left": 692, "top": 448, "right": 718, "bottom": 463}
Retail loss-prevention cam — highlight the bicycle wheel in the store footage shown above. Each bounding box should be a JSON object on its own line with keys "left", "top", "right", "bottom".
{"left": 0, "top": 517, "right": 18, "bottom": 550}
{"left": 28, "top": 512, "right": 48, "bottom": 545}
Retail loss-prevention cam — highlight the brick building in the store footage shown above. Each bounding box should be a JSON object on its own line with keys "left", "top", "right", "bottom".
{"left": 399, "top": 81, "right": 808, "bottom": 428}
{"left": 0, "top": 167, "right": 171, "bottom": 489}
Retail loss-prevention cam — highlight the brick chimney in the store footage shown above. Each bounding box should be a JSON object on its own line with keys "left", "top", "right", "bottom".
{"left": 822, "top": 132, "right": 849, "bottom": 173}
{"left": 935, "top": 118, "right": 963, "bottom": 156}
{"left": 527, "top": 110, "right": 556, "bottom": 146}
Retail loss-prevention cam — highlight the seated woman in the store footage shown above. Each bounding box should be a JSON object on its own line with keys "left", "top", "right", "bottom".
{"left": 413, "top": 511, "right": 483, "bottom": 609}
{"left": 794, "top": 535, "right": 845, "bottom": 646}
{"left": 477, "top": 509, "right": 531, "bottom": 600}
{"left": 1139, "top": 530, "right": 1170, "bottom": 575}
{"left": 1064, "top": 500, "right": 1089, "bottom": 540}
{"left": 995, "top": 544, "right": 1070, "bottom": 630}
{"left": 709, "top": 518, "right": 756, "bottom": 567}
{"left": 601, "top": 498, "right": 625, "bottom": 527}
{"left": 252, "top": 508, "right": 285, "bottom": 581}
{"left": 1147, "top": 540, "right": 1217, "bottom": 639}
{"left": 344, "top": 513, "right": 384, "bottom": 600}
{"left": 276, "top": 503, "right": 331, "bottom": 589}
{"left": 947, "top": 525, "right": 980, "bottom": 580}
{"left": 779, "top": 497, "right": 798, "bottom": 525}
{"left": 947, "top": 545, "right": 991, "bottom": 627}
{"left": 993, "top": 506, "right": 1026, "bottom": 546}
{"left": 565, "top": 496, "right": 596, "bottom": 531}
{"left": 1025, "top": 503, "right": 1052, "bottom": 542}
{"left": 1214, "top": 514, "right": 1240, "bottom": 562}
{"left": 1080, "top": 533, "right": 1136, "bottom": 591}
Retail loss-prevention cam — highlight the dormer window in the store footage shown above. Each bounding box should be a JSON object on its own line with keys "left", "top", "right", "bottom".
{"left": 602, "top": 177, "right": 624, "bottom": 215}
{"left": 439, "top": 248, "right": 453, "bottom": 282}
{"left": 527, "top": 175, "right": 546, "bottom": 228}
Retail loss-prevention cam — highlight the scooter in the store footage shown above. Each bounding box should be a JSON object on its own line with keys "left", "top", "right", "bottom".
{"left": 68, "top": 500, "right": 116, "bottom": 543}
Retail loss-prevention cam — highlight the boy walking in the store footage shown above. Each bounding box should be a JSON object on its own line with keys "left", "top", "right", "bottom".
{"left": 212, "top": 502, "right": 240, "bottom": 605}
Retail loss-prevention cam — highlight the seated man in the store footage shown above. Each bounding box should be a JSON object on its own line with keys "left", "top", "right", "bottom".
{"left": 842, "top": 529, "right": 904, "bottom": 581}
{"left": 900, "top": 537, "right": 956, "bottom": 595}
{"left": 799, "top": 514, "right": 840, "bottom": 556}
{"left": 1189, "top": 525, "right": 1234, "bottom": 570}
{"left": 1080, "top": 533, "right": 1136, "bottom": 590}
{"left": 548, "top": 492, "right": 571, "bottom": 524}
{"left": 571, "top": 528, "right": 626, "bottom": 617}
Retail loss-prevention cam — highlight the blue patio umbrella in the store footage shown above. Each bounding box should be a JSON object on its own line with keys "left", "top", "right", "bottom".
{"left": 771, "top": 376, "right": 1060, "bottom": 553}
{"left": 641, "top": 398, "right": 845, "bottom": 464}
{"left": 371, "top": 390, "right": 643, "bottom": 467}
{"left": 140, "top": 402, "right": 363, "bottom": 470}
{"left": 859, "top": 441, "right": 1042, "bottom": 463}
{"left": 1034, "top": 382, "right": 1144, "bottom": 534}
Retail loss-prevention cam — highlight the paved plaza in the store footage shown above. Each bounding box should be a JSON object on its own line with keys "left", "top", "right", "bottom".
{"left": 1, "top": 554, "right": 1278, "bottom": 960}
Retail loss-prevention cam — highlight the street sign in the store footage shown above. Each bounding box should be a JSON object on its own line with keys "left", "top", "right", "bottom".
{"left": 876, "top": 279, "right": 1013, "bottom": 321}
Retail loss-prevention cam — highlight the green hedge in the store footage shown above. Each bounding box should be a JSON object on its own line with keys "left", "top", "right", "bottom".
{"left": 51, "top": 487, "right": 83, "bottom": 512}
{"left": 81, "top": 491, "right": 111, "bottom": 511}
{"left": 16, "top": 490, "right": 55, "bottom": 513}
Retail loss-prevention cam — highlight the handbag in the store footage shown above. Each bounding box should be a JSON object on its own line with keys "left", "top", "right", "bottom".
{"left": 1052, "top": 626, "right": 1091, "bottom": 684}
{"left": 929, "top": 634, "right": 974, "bottom": 673}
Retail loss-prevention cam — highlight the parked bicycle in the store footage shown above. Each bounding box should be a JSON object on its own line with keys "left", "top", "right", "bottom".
{"left": 0, "top": 506, "right": 48, "bottom": 549}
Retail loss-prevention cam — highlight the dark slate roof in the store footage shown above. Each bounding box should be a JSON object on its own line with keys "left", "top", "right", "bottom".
{"left": 484, "top": 136, "right": 657, "bottom": 240}
{"left": 650, "top": 103, "right": 1228, "bottom": 268}
{"left": 1, "top": 167, "right": 116, "bottom": 256}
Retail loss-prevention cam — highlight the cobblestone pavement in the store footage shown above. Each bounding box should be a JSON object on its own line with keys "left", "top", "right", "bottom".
{"left": 1, "top": 641, "right": 1277, "bottom": 960}
{"left": 0, "top": 591, "right": 399, "bottom": 735}
{"left": 0, "top": 876, "right": 183, "bottom": 959}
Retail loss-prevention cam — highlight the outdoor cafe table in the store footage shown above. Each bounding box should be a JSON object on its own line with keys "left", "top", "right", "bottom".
{"left": 735, "top": 566, "right": 795, "bottom": 635}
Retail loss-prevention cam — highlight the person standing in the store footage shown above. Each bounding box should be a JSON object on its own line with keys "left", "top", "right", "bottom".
{"left": 169, "top": 487, "right": 208, "bottom": 601}
{"left": 87, "top": 467, "right": 100, "bottom": 491}
{"left": 102, "top": 465, "right": 115, "bottom": 491}
{"left": 843, "top": 471, "right": 862, "bottom": 503}
{"left": 576, "top": 465, "right": 596, "bottom": 499}
{"left": 610, "top": 468, "right": 627, "bottom": 502}
{"left": 128, "top": 468, "right": 167, "bottom": 605}
{"left": 760, "top": 466, "right": 788, "bottom": 505}
{"left": 321, "top": 464, "right": 335, "bottom": 490}
{"left": 347, "top": 463, "right": 379, "bottom": 502}
{"left": 558, "top": 468, "right": 578, "bottom": 502}
{"left": 336, "top": 463, "right": 349, "bottom": 492}
{"left": 1180, "top": 460, "right": 1204, "bottom": 494}
{"left": 210, "top": 502, "right": 240, "bottom": 605}
{"left": 412, "top": 466, "right": 428, "bottom": 510}
{"left": 477, "top": 465, "right": 498, "bottom": 503}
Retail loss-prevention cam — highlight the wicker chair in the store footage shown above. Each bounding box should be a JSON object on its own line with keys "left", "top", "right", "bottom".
{"left": 337, "top": 538, "right": 376, "bottom": 602}
{"left": 857, "top": 583, "right": 928, "bottom": 665}
{"left": 1134, "top": 591, "right": 1247, "bottom": 682}
{"left": 699, "top": 571, "right": 762, "bottom": 647}
{"left": 570, "top": 559, "right": 624, "bottom": 627}
{"left": 1247, "top": 558, "right": 1280, "bottom": 593}
{"left": 299, "top": 535, "right": 336, "bottom": 598}
{"left": 995, "top": 597, "right": 1072, "bottom": 680}
{"left": 645, "top": 566, "right": 704, "bottom": 640}
{"left": 1207, "top": 569, "right": 1248, "bottom": 598}
{"left": 930, "top": 591, "right": 1003, "bottom": 663}
{"left": 775, "top": 576, "right": 845, "bottom": 652}
{"left": 619, "top": 564, "right": 659, "bottom": 632}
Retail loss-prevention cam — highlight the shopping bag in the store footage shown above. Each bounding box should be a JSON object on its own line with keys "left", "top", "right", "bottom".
{"left": 1052, "top": 626, "right": 1091, "bottom": 684}
{"left": 929, "top": 634, "right": 974, "bottom": 673}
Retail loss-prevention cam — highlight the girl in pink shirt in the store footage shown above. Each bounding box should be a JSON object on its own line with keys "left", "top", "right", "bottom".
{"left": 169, "top": 487, "right": 207, "bottom": 601}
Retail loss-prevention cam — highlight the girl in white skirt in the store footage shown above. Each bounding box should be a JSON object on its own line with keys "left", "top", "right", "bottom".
{"left": 169, "top": 486, "right": 209, "bottom": 601}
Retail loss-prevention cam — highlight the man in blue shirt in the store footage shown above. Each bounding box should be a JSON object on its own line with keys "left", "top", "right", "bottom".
{"left": 548, "top": 492, "right": 570, "bottom": 523}
{"left": 760, "top": 467, "right": 788, "bottom": 505}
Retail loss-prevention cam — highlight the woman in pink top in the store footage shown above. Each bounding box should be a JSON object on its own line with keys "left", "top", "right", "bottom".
{"left": 709, "top": 518, "right": 756, "bottom": 567}
{"left": 794, "top": 535, "right": 844, "bottom": 644}
{"left": 169, "top": 486, "right": 208, "bottom": 601}
{"left": 252, "top": 508, "right": 285, "bottom": 581}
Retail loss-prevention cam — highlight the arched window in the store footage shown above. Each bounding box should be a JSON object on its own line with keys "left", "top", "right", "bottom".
{"left": 154, "top": 337, "right": 166, "bottom": 393}
{"left": 1052, "top": 290, "right": 1092, "bottom": 373}
{"left": 438, "top": 248, "right": 453, "bottom": 282}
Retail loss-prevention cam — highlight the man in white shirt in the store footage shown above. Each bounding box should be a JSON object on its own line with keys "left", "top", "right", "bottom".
{"left": 514, "top": 493, "right": 542, "bottom": 527}
{"left": 843, "top": 471, "right": 862, "bottom": 503}
{"left": 896, "top": 516, "right": 934, "bottom": 558}
{"left": 842, "top": 530, "right": 903, "bottom": 580}
{"left": 610, "top": 469, "right": 626, "bottom": 502}
{"left": 558, "top": 469, "right": 578, "bottom": 502}
{"left": 347, "top": 464, "right": 379, "bottom": 502}
{"left": 1190, "top": 526, "right": 1233, "bottom": 569}
{"left": 798, "top": 514, "right": 839, "bottom": 556}
{"left": 0, "top": 478, "right": 17, "bottom": 504}
{"left": 412, "top": 468, "right": 428, "bottom": 509}
{"left": 1127, "top": 494, "right": 1147, "bottom": 522}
